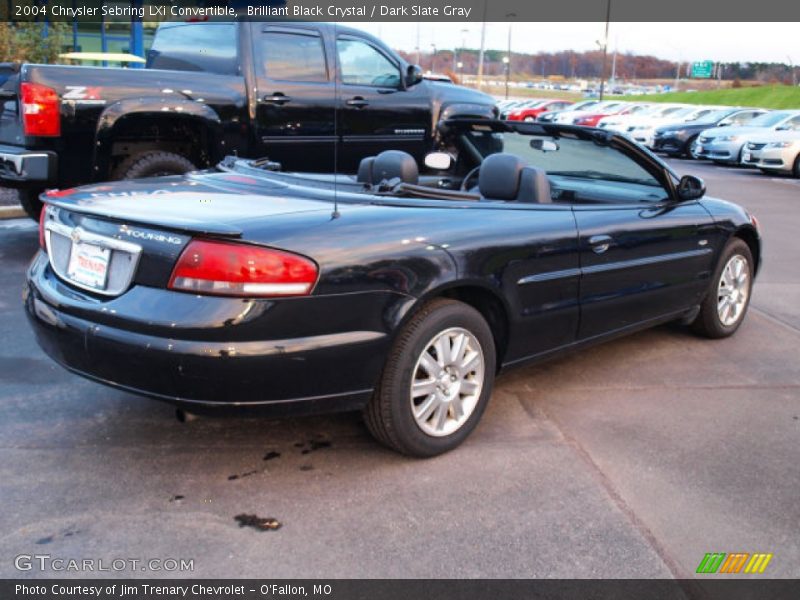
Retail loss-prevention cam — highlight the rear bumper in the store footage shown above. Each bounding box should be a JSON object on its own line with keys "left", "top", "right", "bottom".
{"left": 0, "top": 144, "right": 57, "bottom": 185}
{"left": 25, "top": 252, "right": 402, "bottom": 414}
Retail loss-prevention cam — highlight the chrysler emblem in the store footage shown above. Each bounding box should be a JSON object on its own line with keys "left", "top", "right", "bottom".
{"left": 71, "top": 228, "right": 82, "bottom": 243}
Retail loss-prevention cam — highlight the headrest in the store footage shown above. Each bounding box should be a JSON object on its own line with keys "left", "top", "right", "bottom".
{"left": 357, "top": 150, "right": 419, "bottom": 185}
{"left": 478, "top": 153, "right": 525, "bottom": 200}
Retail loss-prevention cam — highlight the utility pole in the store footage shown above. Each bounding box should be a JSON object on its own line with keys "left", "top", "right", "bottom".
{"left": 598, "top": 0, "right": 611, "bottom": 101}
{"left": 610, "top": 36, "right": 617, "bottom": 85}
{"left": 476, "top": 13, "right": 487, "bottom": 88}
{"left": 505, "top": 18, "right": 514, "bottom": 100}
{"left": 414, "top": 23, "right": 421, "bottom": 65}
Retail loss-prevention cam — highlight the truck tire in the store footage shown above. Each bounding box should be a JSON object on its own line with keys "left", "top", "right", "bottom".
{"left": 364, "top": 298, "right": 496, "bottom": 457}
{"left": 112, "top": 151, "right": 195, "bottom": 180}
{"left": 18, "top": 188, "right": 44, "bottom": 221}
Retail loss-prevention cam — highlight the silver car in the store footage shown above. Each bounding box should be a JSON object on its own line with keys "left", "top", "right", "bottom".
{"left": 695, "top": 111, "right": 800, "bottom": 164}
{"left": 741, "top": 131, "right": 800, "bottom": 177}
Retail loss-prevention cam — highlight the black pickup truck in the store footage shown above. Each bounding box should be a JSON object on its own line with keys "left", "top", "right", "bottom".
{"left": 0, "top": 21, "right": 496, "bottom": 218}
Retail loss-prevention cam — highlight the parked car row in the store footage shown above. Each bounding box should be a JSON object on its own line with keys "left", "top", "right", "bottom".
{"left": 498, "top": 96, "right": 800, "bottom": 178}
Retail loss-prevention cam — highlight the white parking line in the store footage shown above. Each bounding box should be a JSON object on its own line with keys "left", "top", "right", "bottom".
{"left": 0, "top": 218, "right": 36, "bottom": 230}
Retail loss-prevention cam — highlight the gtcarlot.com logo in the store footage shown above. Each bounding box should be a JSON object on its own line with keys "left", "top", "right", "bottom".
{"left": 14, "top": 554, "right": 194, "bottom": 573}
{"left": 696, "top": 552, "right": 773, "bottom": 574}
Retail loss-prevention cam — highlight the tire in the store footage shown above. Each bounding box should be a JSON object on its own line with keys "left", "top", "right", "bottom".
{"left": 691, "top": 238, "right": 754, "bottom": 339}
{"left": 18, "top": 188, "right": 44, "bottom": 221}
{"left": 684, "top": 135, "right": 699, "bottom": 158}
{"left": 793, "top": 155, "right": 800, "bottom": 179}
{"left": 364, "top": 298, "right": 496, "bottom": 457}
{"left": 112, "top": 151, "right": 195, "bottom": 180}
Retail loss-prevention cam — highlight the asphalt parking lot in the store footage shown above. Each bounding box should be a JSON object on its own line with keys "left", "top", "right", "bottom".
{"left": 0, "top": 161, "right": 798, "bottom": 579}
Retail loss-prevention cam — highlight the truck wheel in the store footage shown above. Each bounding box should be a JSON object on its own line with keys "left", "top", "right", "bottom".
{"left": 112, "top": 151, "right": 195, "bottom": 180}
{"left": 691, "top": 238, "right": 753, "bottom": 339}
{"left": 364, "top": 298, "right": 496, "bottom": 457}
{"left": 18, "top": 188, "right": 44, "bottom": 221}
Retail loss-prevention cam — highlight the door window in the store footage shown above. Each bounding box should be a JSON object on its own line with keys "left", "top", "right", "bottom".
{"left": 336, "top": 38, "right": 401, "bottom": 88}
{"left": 260, "top": 31, "right": 328, "bottom": 82}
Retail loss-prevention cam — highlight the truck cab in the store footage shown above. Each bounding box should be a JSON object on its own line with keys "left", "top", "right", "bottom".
{"left": 0, "top": 21, "right": 496, "bottom": 219}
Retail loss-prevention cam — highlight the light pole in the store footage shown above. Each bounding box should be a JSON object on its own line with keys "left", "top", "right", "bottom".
{"left": 503, "top": 56, "right": 510, "bottom": 99}
{"left": 788, "top": 55, "right": 797, "bottom": 86}
{"left": 505, "top": 15, "right": 515, "bottom": 100}
{"left": 598, "top": 0, "right": 611, "bottom": 101}
{"left": 457, "top": 61, "right": 464, "bottom": 83}
{"left": 430, "top": 44, "right": 437, "bottom": 74}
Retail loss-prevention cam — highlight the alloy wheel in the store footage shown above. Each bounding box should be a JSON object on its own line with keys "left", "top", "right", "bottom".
{"left": 409, "top": 327, "right": 485, "bottom": 437}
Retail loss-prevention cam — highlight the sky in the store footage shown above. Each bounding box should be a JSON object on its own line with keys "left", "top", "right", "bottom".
{"left": 350, "top": 22, "right": 800, "bottom": 65}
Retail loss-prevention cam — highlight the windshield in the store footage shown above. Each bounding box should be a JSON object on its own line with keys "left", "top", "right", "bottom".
{"left": 747, "top": 111, "right": 794, "bottom": 127}
{"left": 464, "top": 128, "right": 662, "bottom": 189}
{"left": 693, "top": 109, "right": 734, "bottom": 124}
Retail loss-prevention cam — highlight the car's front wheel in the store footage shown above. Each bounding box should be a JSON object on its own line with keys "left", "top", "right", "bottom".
{"left": 365, "top": 299, "right": 496, "bottom": 457}
{"left": 691, "top": 238, "right": 754, "bottom": 338}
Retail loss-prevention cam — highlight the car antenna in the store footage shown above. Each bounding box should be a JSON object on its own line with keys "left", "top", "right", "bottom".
{"left": 331, "top": 24, "right": 341, "bottom": 220}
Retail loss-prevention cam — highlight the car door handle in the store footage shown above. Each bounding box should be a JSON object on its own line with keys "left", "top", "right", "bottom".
{"left": 346, "top": 97, "right": 369, "bottom": 108}
{"left": 263, "top": 94, "right": 291, "bottom": 105}
{"left": 589, "top": 235, "right": 613, "bottom": 254}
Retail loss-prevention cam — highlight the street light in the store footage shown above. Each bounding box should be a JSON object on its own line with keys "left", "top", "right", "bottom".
{"left": 457, "top": 61, "right": 464, "bottom": 82}
{"left": 430, "top": 44, "right": 437, "bottom": 73}
{"left": 598, "top": 0, "right": 611, "bottom": 101}
{"left": 502, "top": 55, "right": 510, "bottom": 100}
{"left": 505, "top": 16, "right": 515, "bottom": 101}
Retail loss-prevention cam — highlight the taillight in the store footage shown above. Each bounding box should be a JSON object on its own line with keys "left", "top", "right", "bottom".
{"left": 168, "top": 240, "right": 318, "bottom": 297}
{"left": 38, "top": 204, "right": 47, "bottom": 250}
{"left": 20, "top": 82, "right": 61, "bottom": 137}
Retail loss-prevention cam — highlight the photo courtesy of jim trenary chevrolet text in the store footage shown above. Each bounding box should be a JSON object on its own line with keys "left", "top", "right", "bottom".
{"left": 0, "top": 0, "right": 798, "bottom": 598}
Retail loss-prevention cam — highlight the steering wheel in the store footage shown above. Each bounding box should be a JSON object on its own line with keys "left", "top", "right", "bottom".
{"left": 460, "top": 165, "right": 481, "bottom": 191}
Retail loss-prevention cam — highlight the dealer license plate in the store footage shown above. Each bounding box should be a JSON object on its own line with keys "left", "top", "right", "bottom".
{"left": 66, "top": 241, "right": 111, "bottom": 290}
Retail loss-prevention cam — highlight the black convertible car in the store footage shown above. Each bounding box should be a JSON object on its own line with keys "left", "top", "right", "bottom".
{"left": 25, "top": 120, "right": 761, "bottom": 456}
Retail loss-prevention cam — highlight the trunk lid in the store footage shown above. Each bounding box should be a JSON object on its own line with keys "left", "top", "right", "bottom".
{"left": 41, "top": 172, "right": 336, "bottom": 296}
{"left": 43, "top": 172, "right": 335, "bottom": 237}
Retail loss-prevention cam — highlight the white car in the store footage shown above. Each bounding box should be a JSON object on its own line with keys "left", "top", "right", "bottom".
{"left": 741, "top": 130, "right": 800, "bottom": 177}
{"left": 552, "top": 101, "right": 629, "bottom": 124}
{"left": 627, "top": 106, "right": 721, "bottom": 148}
{"left": 598, "top": 104, "right": 687, "bottom": 133}
{"left": 696, "top": 110, "right": 800, "bottom": 164}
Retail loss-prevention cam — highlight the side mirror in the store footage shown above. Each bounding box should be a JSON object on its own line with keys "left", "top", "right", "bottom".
{"left": 718, "top": 120, "right": 731, "bottom": 127}
{"left": 677, "top": 174, "right": 705, "bottom": 201}
{"left": 406, "top": 65, "right": 423, "bottom": 87}
{"left": 424, "top": 152, "right": 454, "bottom": 171}
{"left": 775, "top": 125, "right": 790, "bottom": 131}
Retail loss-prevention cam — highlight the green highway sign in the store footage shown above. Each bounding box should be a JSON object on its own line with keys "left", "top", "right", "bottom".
{"left": 692, "top": 61, "right": 714, "bottom": 78}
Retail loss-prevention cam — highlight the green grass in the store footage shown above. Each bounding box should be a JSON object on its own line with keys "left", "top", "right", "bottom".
{"left": 628, "top": 85, "right": 800, "bottom": 109}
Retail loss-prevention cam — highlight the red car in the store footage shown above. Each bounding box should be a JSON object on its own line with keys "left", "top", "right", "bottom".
{"left": 506, "top": 99, "right": 574, "bottom": 121}
{"left": 571, "top": 103, "right": 647, "bottom": 127}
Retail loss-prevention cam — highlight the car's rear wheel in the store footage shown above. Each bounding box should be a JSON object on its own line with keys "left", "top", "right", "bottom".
{"left": 364, "top": 298, "right": 496, "bottom": 457}
{"left": 112, "top": 151, "right": 196, "bottom": 180}
{"left": 793, "top": 154, "right": 800, "bottom": 178}
{"left": 691, "top": 238, "right": 753, "bottom": 339}
{"left": 18, "top": 188, "right": 44, "bottom": 220}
